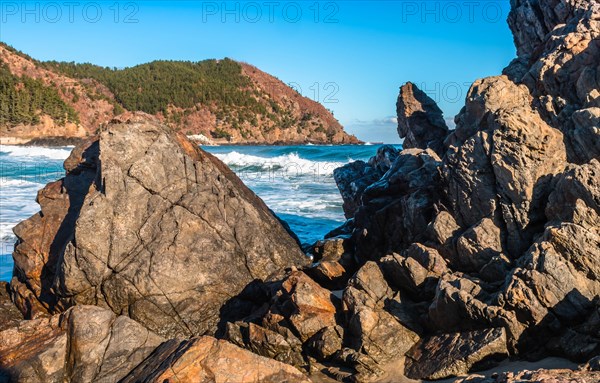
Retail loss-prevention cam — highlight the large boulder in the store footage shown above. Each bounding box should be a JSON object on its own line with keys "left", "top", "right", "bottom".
{"left": 10, "top": 119, "right": 309, "bottom": 338}
{"left": 352, "top": 148, "right": 443, "bottom": 260}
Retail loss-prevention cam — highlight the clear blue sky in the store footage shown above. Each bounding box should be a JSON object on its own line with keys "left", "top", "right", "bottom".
{"left": 0, "top": 1, "right": 515, "bottom": 143}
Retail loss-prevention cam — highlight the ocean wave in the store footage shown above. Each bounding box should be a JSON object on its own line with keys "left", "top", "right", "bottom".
{"left": 214, "top": 151, "right": 345, "bottom": 176}
{"left": 0, "top": 145, "right": 73, "bottom": 160}
{"left": 0, "top": 178, "right": 45, "bottom": 243}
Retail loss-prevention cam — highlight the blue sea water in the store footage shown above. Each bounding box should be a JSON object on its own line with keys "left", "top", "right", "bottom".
{"left": 0, "top": 143, "right": 390, "bottom": 282}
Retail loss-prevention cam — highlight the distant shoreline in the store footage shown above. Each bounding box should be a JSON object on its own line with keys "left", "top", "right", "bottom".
{"left": 0, "top": 136, "right": 378, "bottom": 148}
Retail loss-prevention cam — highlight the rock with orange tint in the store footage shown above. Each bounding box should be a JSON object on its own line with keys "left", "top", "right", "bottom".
{"left": 120, "top": 336, "right": 312, "bottom": 383}
{"left": 0, "top": 315, "right": 67, "bottom": 383}
{"left": 0, "top": 305, "right": 164, "bottom": 383}
{"left": 280, "top": 271, "right": 338, "bottom": 342}
{"left": 0, "top": 282, "right": 22, "bottom": 332}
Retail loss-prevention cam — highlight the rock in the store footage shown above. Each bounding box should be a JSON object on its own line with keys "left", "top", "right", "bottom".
{"left": 586, "top": 355, "right": 600, "bottom": 371}
{"left": 0, "top": 282, "right": 22, "bottom": 332}
{"left": 0, "top": 315, "right": 67, "bottom": 383}
{"left": 443, "top": 75, "right": 567, "bottom": 257}
{"left": 63, "top": 306, "right": 165, "bottom": 383}
{"left": 428, "top": 274, "right": 525, "bottom": 352}
{"left": 507, "top": 0, "right": 600, "bottom": 163}
{"left": 224, "top": 321, "right": 305, "bottom": 367}
{"left": 306, "top": 238, "right": 358, "bottom": 290}
{"left": 380, "top": 244, "right": 447, "bottom": 300}
{"left": 10, "top": 120, "right": 309, "bottom": 338}
{"left": 397, "top": 82, "right": 449, "bottom": 156}
{"left": 404, "top": 328, "right": 508, "bottom": 380}
{"left": 427, "top": 210, "right": 462, "bottom": 260}
{"left": 367, "top": 145, "right": 400, "bottom": 174}
{"left": 306, "top": 325, "right": 344, "bottom": 361}
{"left": 352, "top": 148, "right": 442, "bottom": 260}
{"left": 120, "top": 336, "right": 312, "bottom": 383}
{"left": 280, "top": 271, "right": 338, "bottom": 342}
{"left": 333, "top": 145, "right": 400, "bottom": 219}
{"left": 455, "top": 218, "right": 503, "bottom": 272}
{"left": 342, "top": 262, "right": 420, "bottom": 375}
{"left": 0, "top": 305, "right": 163, "bottom": 383}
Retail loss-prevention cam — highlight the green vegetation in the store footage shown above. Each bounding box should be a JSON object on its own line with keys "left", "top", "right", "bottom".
{"left": 211, "top": 127, "right": 232, "bottom": 141}
{"left": 0, "top": 43, "right": 340, "bottom": 140}
{"left": 0, "top": 63, "right": 79, "bottom": 126}
{"left": 42, "top": 59, "right": 268, "bottom": 117}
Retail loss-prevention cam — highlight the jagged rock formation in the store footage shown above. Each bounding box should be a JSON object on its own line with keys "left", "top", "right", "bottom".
{"left": 397, "top": 82, "right": 449, "bottom": 156}
{"left": 505, "top": 0, "right": 600, "bottom": 163}
{"left": 9, "top": 116, "right": 309, "bottom": 339}
{"left": 312, "top": 0, "right": 600, "bottom": 381}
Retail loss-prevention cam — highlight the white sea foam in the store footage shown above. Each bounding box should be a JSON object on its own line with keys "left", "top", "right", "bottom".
{"left": 0, "top": 145, "right": 73, "bottom": 160}
{"left": 0, "top": 179, "right": 45, "bottom": 242}
{"left": 214, "top": 151, "right": 345, "bottom": 176}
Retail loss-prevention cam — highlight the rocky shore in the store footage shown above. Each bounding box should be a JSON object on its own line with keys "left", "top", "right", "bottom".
{"left": 1, "top": 0, "right": 600, "bottom": 382}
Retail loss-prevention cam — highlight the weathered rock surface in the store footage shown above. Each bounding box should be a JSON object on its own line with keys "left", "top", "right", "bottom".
{"left": 224, "top": 321, "right": 305, "bottom": 368}
{"left": 120, "top": 336, "right": 312, "bottom": 383}
{"left": 0, "top": 282, "right": 22, "bottom": 332}
{"left": 397, "top": 82, "right": 449, "bottom": 156}
{"left": 456, "top": 368, "right": 600, "bottom": 383}
{"left": 342, "top": 262, "right": 420, "bottom": 377}
{"left": 324, "top": 1, "right": 600, "bottom": 380}
{"left": 352, "top": 148, "right": 443, "bottom": 261}
{"left": 506, "top": 0, "right": 600, "bottom": 163}
{"left": 0, "top": 305, "right": 163, "bottom": 383}
{"left": 10, "top": 119, "right": 309, "bottom": 338}
{"left": 333, "top": 145, "right": 400, "bottom": 218}
{"left": 404, "top": 328, "right": 508, "bottom": 380}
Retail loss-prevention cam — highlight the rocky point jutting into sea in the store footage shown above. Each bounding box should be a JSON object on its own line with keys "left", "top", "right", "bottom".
{"left": 1, "top": 0, "right": 600, "bottom": 382}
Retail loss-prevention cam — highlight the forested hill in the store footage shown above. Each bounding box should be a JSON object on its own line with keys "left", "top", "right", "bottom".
{"left": 0, "top": 43, "right": 359, "bottom": 144}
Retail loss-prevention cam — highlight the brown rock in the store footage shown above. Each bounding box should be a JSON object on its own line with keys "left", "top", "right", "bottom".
{"left": 343, "top": 263, "right": 420, "bottom": 375}
{"left": 456, "top": 218, "right": 503, "bottom": 272}
{"left": 281, "top": 271, "right": 337, "bottom": 342}
{"left": 443, "top": 75, "right": 567, "bottom": 256}
{"left": 10, "top": 120, "right": 309, "bottom": 338}
{"left": 0, "top": 305, "right": 163, "bottom": 383}
{"left": 224, "top": 321, "right": 305, "bottom": 367}
{"left": 0, "top": 282, "right": 22, "bottom": 332}
{"left": 404, "top": 328, "right": 508, "bottom": 380}
{"left": 397, "top": 82, "right": 449, "bottom": 156}
{"left": 380, "top": 244, "right": 447, "bottom": 300}
{"left": 0, "top": 315, "right": 67, "bottom": 383}
{"left": 120, "top": 336, "right": 312, "bottom": 383}
{"left": 306, "top": 325, "right": 344, "bottom": 361}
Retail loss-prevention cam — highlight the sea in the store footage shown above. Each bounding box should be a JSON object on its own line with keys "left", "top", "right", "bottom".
{"left": 0, "top": 143, "right": 396, "bottom": 282}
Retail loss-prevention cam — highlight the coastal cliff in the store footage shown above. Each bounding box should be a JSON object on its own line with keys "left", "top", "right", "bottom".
{"left": 1, "top": 0, "right": 599, "bottom": 382}
{"left": 0, "top": 43, "right": 359, "bottom": 145}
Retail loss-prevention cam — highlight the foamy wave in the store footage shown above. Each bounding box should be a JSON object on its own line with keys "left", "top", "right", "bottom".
{"left": 214, "top": 152, "right": 345, "bottom": 175}
{"left": 0, "top": 178, "right": 45, "bottom": 243}
{"left": 0, "top": 145, "right": 73, "bottom": 160}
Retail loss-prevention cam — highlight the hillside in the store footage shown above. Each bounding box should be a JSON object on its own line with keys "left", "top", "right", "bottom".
{"left": 0, "top": 43, "right": 359, "bottom": 145}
